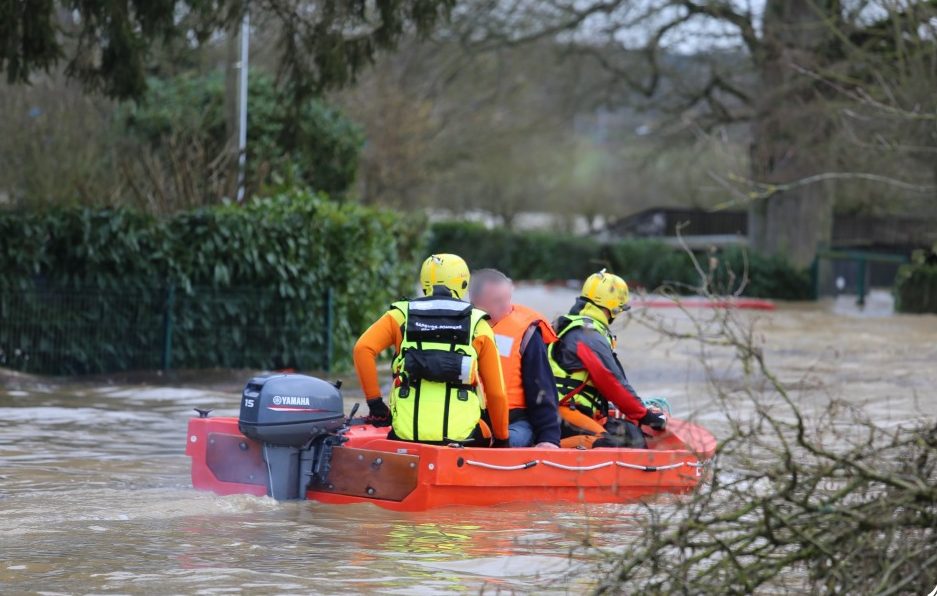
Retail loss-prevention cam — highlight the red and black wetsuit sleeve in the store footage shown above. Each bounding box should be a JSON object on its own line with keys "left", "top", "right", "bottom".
{"left": 568, "top": 328, "right": 648, "bottom": 421}
{"left": 519, "top": 327, "right": 561, "bottom": 446}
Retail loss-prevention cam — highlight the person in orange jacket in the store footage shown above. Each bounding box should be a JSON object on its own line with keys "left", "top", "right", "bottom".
{"left": 353, "top": 254, "right": 510, "bottom": 446}
{"left": 469, "top": 269, "right": 561, "bottom": 448}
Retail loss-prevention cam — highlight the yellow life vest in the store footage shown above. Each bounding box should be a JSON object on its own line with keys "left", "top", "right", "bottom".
{"left": 548, "top": 314, "right": 614, "bottom": 417}
{"left": 389, "top": 295, "right": 488, "bottom": 442}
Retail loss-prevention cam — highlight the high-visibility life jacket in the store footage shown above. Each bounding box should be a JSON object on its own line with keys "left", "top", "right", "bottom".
{"left": 548, "top": 314, "right": 615, "bottom": 417}
{"left": 491, "top": 304, "right": 558, "bottom": 410}
{"left": 389, "top": 295, "right": 489, "bottom": 442}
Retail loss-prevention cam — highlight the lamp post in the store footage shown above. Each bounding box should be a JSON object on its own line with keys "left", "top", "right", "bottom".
{"left": 235, "top": 4, "right": 250, "bottom": 203}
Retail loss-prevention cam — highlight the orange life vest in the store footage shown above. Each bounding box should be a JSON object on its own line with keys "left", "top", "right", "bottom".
{"left": 491, "top": 304, "right": 558, "bottom": 410}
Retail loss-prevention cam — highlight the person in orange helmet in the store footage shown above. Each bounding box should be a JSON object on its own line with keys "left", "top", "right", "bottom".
{"left": 353, "top": 254, "right": 510, "bottom": 446}
{"left": 469, "top": 269, "right": 560, "bottom": 448}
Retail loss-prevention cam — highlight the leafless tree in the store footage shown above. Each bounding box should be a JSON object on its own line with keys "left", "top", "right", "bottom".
{"left": 455, "top": 0, "right": 937, "bottom": 266}
{"left": 593, "top": 240, "right": 937, "bottom": 593}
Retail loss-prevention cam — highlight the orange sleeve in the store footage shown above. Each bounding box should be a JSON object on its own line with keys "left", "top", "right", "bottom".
{"left": 474, "top": 322, "right": 509, "bottom": 441}
{"left": 353, "top": 311, "right": 403, "bottom": 399}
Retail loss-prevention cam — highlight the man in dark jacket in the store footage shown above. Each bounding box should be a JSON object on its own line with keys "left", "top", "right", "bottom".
{"left": 549, "top": 270, "right": 666, "bottom": 448}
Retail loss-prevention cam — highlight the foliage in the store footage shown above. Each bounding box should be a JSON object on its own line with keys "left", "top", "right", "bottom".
{"left": 602, "top": 239, "right": 699, "bottom": 293}
{"left": 427, "top": 221, "right": 810, "bottom": 299}
{"left": 0, "top": 0, "right": 455, "bottom": 102}
{"left": 894, "top": 246, "right": 937, "bottom": 314}
{"left": 459, "top": 1, "right": 937, "bottom": 266}
{"left": 0, "top": 69, "right": 363, "bottom": 211}
{"left": 711, "top": 247, "right": 814, "bottom": 301}
{"left": 600, "top": 418, "right": 937, "bottom": 593}
{"left": 0, "top": 81, "right": 126, "bottom": 208}
{"left": 340, "top": 38, "right": 750, "bottom": 223}
{"left": 0, "top": 192, "right": 426, "bottom": 374}
{"left": 598, "top": 273, "right": 937, "bottom": 594}
{"left": 123, "top": 72, "right": 363, "bottom": 198}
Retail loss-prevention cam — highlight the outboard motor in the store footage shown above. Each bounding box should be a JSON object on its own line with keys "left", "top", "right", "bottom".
{"left": 238, "top": 374, "right": 345, "bottom": 500}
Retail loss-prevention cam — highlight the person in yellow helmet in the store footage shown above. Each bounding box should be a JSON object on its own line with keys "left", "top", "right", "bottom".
{"left": 548, "top": 269, "right": 666, "bottom": 448}
{"left": 353, "top": 254, "right": 510, "bottom": 446}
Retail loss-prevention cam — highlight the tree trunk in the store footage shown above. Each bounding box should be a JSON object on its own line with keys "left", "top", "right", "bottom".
{"left": 750, "top": 189, "right": 833, "bottom": 266}
{"left": 748, "top": 0, "right": 840, "bottom": 268}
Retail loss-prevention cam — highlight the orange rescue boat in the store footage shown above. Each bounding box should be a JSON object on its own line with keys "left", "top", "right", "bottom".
{"left": 185, "top": 374, "right": 716, "bottom": 511}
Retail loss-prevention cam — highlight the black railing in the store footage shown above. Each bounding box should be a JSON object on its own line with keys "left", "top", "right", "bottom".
{"left": 0, "top": 284, "right": 333, "bottom": 375}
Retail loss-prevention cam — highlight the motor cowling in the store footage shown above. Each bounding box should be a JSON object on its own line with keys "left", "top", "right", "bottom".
{"left": 237, "top": 374, "right": 345, "bottom": 500}
{"left": 238, "top": 374, "right": 345, "bottom": 447}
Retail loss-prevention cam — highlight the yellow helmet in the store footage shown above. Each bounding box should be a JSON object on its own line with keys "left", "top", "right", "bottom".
{"left": 420, "top": 254, "right": 470, "bottom": 299}
{"left": 581, "top": 269, "right": 630, "bottom": 316}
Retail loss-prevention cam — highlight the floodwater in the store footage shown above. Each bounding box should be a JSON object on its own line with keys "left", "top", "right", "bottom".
{"left": 2, "top": 287, "right": 936, "bottom": 594}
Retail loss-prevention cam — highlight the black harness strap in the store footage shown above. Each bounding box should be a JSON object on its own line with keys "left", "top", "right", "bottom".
{"left": 412, "top": 380, "right": 421, "bottom": 441}
{"left": 442, "top": 383, "right": 451, "bottom": 441}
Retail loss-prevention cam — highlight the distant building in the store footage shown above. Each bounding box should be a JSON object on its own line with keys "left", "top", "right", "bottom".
{"left": 607, "top": 207, "right": 937, "bottom": 290}
{"left": 831, "top": 213, "right": 937, "bottom": 252}
{"left": 607, "top": 207, "right": 936, "bottom": 251}
{"left": 607, "top": 208, "right": 746, "bottom": 235}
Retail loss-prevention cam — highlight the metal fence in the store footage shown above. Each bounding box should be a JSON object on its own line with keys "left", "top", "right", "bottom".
{"left": 811, "top": 249, "right": 909, "bottom": 306}
{"left": 0, "top": 284, "right": 333, "bottom": 375}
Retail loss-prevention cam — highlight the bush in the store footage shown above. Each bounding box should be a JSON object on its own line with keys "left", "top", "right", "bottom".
{"left": 894, "top": 246, "right": 937, "bottom": 313}
{"left": 602, "top": 239, "right": 699, "bottom": 291}
{"left": 0, "top": 192, "right": 426, "bottom": 374}
{"left": 428, "top": 221, "right": 811, "bottom": 298}
{"left": 712, "top": 246, "right": 813, "bottom": 300}
{"left": 123, "top": 72, "right": 364, "bottom": 198}
{"left": 597, "top": 287, "right": 937, "bottom": 594}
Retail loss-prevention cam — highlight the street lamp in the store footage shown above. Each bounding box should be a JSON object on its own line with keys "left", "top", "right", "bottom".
{"left": 236, "top": 3, "right": 250, "bottom": 203}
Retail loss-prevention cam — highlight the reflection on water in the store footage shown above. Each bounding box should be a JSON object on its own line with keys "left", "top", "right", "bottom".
{"left": 2, "top": 294, "right": 936, "bottom": 593}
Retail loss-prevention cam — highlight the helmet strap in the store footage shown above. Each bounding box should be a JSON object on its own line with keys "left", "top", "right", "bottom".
{"left": 430, "top": 284, "right": 454, "bottom": 298}
{"left": 573, "top": 298, "right": 612, "bottom": 325}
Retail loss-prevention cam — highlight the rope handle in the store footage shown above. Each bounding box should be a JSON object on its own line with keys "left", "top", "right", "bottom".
{"left": 462, "top": 458, "right": 703, "bottom": 473}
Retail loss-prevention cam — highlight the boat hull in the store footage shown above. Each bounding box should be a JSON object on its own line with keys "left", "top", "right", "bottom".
{"left": 185, "top": 416, "right": 716, "bottom": 511}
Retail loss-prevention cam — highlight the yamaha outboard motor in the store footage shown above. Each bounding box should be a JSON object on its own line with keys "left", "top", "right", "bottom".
{"left": 239, "top": 374, "right": 345, "bottom": 500}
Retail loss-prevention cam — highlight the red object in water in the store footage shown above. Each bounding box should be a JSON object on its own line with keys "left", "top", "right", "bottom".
{"left": 185, "top": 416, "right": 716, "bottom": 511}
{"left": 631, "top": 298, "right": 776, "bottom": 311}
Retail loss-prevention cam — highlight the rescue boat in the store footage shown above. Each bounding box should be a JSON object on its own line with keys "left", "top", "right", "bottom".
{"left": 185, "top": 374, "right": 716, "bottom": 511}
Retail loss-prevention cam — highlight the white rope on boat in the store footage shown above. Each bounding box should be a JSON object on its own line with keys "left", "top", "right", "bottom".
{"left": 464, "top": 459, "right": 538, "bottom": 471}
{"left": 462, "top": 458, "right": 709, "bottom": 473}
{"left": 685, "top": 461, "right": 708, "bottom": 468}
{"left": 540, "top": 460, "right": 614, "bottom": 471}
{"left": 615, "top": 461, "right": 686, "bottom": 472}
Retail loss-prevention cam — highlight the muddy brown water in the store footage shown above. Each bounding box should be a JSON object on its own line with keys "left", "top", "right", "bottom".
{"left": 2, "top": 287, "right": 935, "bottom": 594}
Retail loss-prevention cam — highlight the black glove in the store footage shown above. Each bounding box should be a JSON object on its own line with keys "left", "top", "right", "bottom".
{"left": 639, "top": 410, "right": 667, "bottom": 431}
{"left": 492, "top": 438, "right": 510, "bottom": 448}
{"left": 365, "top": 398, "right": 392, "bottom": 427}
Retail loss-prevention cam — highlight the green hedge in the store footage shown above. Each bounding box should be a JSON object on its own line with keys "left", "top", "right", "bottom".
{"left": 709, "top": 247, "right": 813, "bottom": 300}
{"left": 428, "top": 221, "right": 811, "bottom": 299}
{"left": 426, "top": 222, "right": 603, "bottom": 280}
{"left": 0, "top": 193, "right": 425, "bottom": 374}
{"left": 895, "top": 248, "right": 937, "bottom": 313}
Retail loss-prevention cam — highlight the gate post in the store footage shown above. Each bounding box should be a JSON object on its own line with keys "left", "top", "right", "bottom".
{"left": 162, "top": 284, "right": 175, "bottom": 370}
{"left": 856, "top": 258, "right": 868, "bottom": 308}
{"left": 323, "top": 287, "right": 333, "bottom": 373}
